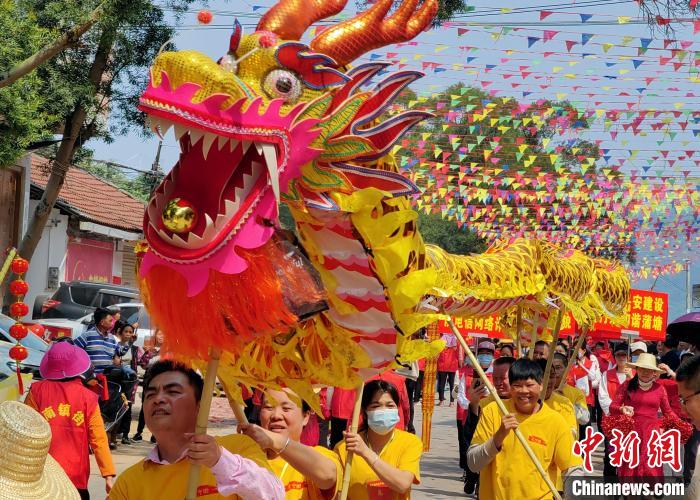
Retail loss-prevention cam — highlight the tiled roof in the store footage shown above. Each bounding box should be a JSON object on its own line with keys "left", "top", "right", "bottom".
{"left": 30, "top": 154, "right": 145, "bottom": 233}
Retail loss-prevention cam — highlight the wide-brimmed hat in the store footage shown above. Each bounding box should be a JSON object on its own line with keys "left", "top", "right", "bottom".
{"left": 39, "top": 342, "right": 91, "bottom": 380}
{"left": 0, "top": 401, "right": 79, "bottom": 499}
{"left": 627, "top": 353, "right": 663, "bottom": 373}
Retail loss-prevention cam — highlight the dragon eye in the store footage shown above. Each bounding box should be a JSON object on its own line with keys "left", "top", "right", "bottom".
{"left": 263, "top": 69, "right": 302, "bottom": 103}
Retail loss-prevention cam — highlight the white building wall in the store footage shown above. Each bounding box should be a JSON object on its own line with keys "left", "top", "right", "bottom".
{"left": 23, "top": 200, "right": 68, "bottom": 318}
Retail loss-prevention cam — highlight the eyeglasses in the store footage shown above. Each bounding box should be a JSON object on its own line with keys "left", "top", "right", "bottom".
{"left": 680, "top": 390, "right": 700, "bottom": 406}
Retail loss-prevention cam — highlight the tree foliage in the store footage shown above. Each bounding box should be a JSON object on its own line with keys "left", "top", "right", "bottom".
{"left": 418, "top": 210, "right": 486, "bottom": 255}
{"left": 0, "top": 0, "right": 55, "bottom": 166}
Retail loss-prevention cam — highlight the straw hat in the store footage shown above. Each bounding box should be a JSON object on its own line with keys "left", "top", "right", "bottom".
{"left": 626, "top": 353, "right": 664, "bottom": 373}
{"left": 39, "top": 341, "right": 91, "bottom": 381}
{"left": 0, "top": 401, "right": 79, "bottom": 499}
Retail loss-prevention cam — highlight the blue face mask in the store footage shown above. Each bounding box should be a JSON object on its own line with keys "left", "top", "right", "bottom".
{"left": 631, "top": 355, "right": 640, "bottom": 363}
{"left": 477, "top": 354, "right": 494, "bottom": 369}
{"left": 367, "top": 409, "right": 400, "bottom": 435}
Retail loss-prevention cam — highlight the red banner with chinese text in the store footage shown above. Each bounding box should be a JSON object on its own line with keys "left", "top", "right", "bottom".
{"left": 437, "top": 315, "right": 505, "bottom": 339}
{"left": 591, "top": 289, "right": 668, "bottom": 341}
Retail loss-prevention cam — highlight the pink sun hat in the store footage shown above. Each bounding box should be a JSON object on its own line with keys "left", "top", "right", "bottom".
{"left": 39, "top": 341, "right": 91, "bottom": 380}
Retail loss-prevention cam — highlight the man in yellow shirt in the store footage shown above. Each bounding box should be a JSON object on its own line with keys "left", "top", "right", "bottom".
{"left": 109, "top": 360, "right": 284, "bottom": 499}
{"left": 467, "top": 358, "right": 583, "bottom": 500}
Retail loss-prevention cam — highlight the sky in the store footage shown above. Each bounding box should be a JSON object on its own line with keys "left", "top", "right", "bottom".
{"left": 88, "top": 0, "right": 699, "bottom": 320}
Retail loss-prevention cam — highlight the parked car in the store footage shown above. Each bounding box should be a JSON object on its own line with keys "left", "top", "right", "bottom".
{"left": 35, "top": 281, "right": 138, "bottom": 320}
{"left": 37, "top": 303, "right": 152, "bottom": 348}
{"left": 0, "top": 314, "right": 48, "bottom": 380}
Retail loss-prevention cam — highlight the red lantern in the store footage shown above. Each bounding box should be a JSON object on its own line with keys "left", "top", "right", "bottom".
{"left": 9, "top": 323, "right": 28, "bottom": 340}
{"left": 197, "top": 9, "right": 213, "bottom": 24}
{"left": 9, "top": 345, "right": 28, "bottom": 362}
{"left": 10, "top": 257, "right": 29, "bottom": 275}
{"left": 9, "top": 301, "right": 29, "bottom": 318}
{"left": 9, "top": 279, "right": 29, "bottom": 296}
{"left": 27, "top": 323, "right": 45, "bottom": 339}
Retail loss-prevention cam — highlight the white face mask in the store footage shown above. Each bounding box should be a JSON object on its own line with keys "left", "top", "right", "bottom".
{"left": 638, "top": 379, "right": 654, "bottom": 390}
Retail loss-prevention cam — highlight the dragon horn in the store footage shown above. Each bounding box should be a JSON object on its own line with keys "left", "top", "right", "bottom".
{"left": 256, "top": 0, "right": 348, "bottom": 41}
{"left": 310, "top": 0, "right": 438, "bottom": 67}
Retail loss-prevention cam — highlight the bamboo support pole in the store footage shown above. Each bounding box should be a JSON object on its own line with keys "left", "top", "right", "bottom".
{"left": 339, "top": 384, "right": 364, "bottom": 500}
{"left": 528, "top": 314, "right": 540, "bottom": 360}
{"left": 447, "top": 318, "right": 562, "bottom": 500}
{"left": 540, "top": 309, "right": 564, "bottom": 401}
{"left": 558, "top": 328, "right": 588, "bottom": 392}
{"left": 515, "top": 306, "right": 523, "bottom": 358}
{"left": 0, "top": 248, "right": 17, "bottom": 286}
{"left": 185, "top": 347, "right": 222, "bottom": 500}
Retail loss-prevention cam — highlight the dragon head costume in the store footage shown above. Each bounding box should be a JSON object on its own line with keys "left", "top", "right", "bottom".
{"left": 137, "top": 0, "right": 630, "bottom": 398}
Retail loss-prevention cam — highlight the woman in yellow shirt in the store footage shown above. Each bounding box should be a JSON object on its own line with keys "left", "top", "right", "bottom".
{"left": 240, "top": 389, "right": 341, "bottom": 499}
{"left": 335, "top": 379, "right": 423, "bottom": 500}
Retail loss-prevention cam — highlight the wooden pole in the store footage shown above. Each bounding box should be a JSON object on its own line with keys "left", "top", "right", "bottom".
{"left": 540, "top": 309, "right": 564, "bottom": 400}
{"left": 558, "top": 328, "right": 588, "bottom": 392}
{"left": 447, "top": 318, "right": 562, "bottom": 500}
{"left": 219, "top": 379, "right": 250, "bottom": 426}
{"left": 185, "top": 347, "right": 222, "bottom": 500}
{"left": 339, "top": 384, "right": 364, "bottom": 500}
{"left": 515, "top": 306, "right": 523, "bottom": 358}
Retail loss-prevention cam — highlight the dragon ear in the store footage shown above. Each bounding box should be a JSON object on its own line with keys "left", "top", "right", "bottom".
{"left": 229, "top": 19, "right": 243, "bottom": 53}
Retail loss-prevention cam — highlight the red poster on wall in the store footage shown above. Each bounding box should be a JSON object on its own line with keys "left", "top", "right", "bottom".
{"left": 65, "top": 237, "right": 113, "bottom": 283}
{"left": 437, "top": 315, "right": 506, "bottom": 339}
{"left": 591, "top": 289, "right": 668, "bottom": 341}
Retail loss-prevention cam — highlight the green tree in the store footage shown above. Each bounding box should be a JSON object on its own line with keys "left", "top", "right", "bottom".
{"left": 0, "top": 0, "right": 55, "bottom": 166}
{"left": 7, "top": 0, "right": 195, "bottom": 266}
{"left": 418, "top": 210, "right": 486, "bottom": 255}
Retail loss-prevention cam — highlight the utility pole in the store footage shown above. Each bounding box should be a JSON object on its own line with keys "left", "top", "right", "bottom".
{"left": 149, "top": 140, "right": 164, "bottom": 195}
{"left": 686, "top": 259, "right": 692, "bottom": 314}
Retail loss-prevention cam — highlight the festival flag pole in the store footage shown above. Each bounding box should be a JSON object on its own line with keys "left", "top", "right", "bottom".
{"left": 186, "top": 347, "right": 222, "bottom": 500}
{"left": 558, "top": 328, "right": 588, "bottom": 392}
{"left": 540, "top": 309, "right": 564, "bottom": 401}
{"left": 528, "top": 313, "right": 541, "bottom": 360}
{"left": 339, "top": 384, "right": 365, "bottom": 500}
{"left": 447, "top": 318, "right": 562, "bottom": 500}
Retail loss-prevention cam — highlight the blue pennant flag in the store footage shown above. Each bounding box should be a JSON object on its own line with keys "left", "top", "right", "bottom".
{"left": 581, "top": 33, "right": 594, "bottom": 45}
{"left": 528, "top": 37, "right": 540, "bottom": 47}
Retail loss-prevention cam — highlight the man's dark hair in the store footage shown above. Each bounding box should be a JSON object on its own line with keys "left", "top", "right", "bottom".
{"left": 534, "top": 340, "right": 547, "bottom": 348}
{"left": 663, "top": 336, "right": 680, "bottom": 349}
{"left": 509, "top": 358, "right": 543, "bottom": 384}
{"left": 93, "top": 307, "right": 113, "bottom": 325}
{"left": 494, "top": 356, "right": 516, "bottom": 369}
{"left": 144, "top": 360, "right": 204, "bottom": 402}
{"left": 595, "top": 341, "right": 605, "bottom": 349}
{"left": 676, "top": 355, "right": 700, "bottom": 392}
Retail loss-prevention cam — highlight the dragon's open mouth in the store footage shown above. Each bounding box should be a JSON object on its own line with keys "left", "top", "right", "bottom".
{"left": 144, "top": 115, "right": 285, "bottom": 261}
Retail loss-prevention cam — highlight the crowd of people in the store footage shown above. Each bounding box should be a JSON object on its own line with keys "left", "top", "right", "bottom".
{"left": 4, "top": 305, "right": 700, "bottom": 499}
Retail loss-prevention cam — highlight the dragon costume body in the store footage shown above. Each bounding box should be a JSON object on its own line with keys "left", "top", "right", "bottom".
{"left": 136, "top": 0, "right": 630, "bottom": 401}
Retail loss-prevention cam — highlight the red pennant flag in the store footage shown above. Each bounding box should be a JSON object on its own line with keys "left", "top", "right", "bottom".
{"left": 565, "top": 40, "right": 578, "bottom": 52}
{"left": 694, "top": 20, "right": 700, "bottom": 34}
{"left": 540, "top": 10, "right": 554, "bottom": 20}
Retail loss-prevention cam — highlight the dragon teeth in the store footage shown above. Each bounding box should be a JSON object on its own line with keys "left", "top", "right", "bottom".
{"left": 174, "top": 124, "right": 188, "bottom": 140}
{"left": 201, "top": 133, "right": 216, "bottom": 159}
{"left": 260, "top": 143, "right": 280, "bottom": 205}
{"left": 217, "top": 136, "right": 229, "bottom": 150}
{"left": 189, "top": 129, "right": 204, "bottom": 146}
{"left": 241, "top": 140, "right": 252, "bottom": 155}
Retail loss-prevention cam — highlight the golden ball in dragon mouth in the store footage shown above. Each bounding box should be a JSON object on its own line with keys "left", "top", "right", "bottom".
{"left": 162, "top": 198, "right": 197, "bottom": 233}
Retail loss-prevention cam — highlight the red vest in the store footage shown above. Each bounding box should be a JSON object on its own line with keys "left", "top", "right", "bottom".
{"left": 569, "top": 357, "right": 595, "bottom": 406}
{"left": 606, "top": 369, "right": 623, "bottom": 403}
{"left": 29, "top": 379, "right": 98, "bottom": 489}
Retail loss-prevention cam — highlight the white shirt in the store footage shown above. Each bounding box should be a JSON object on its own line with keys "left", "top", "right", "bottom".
{"left": 598, "top": 367, "right": 627, "bottom": 416}
{"left": 688, "top": 450, "right": 700, "bottom": 499}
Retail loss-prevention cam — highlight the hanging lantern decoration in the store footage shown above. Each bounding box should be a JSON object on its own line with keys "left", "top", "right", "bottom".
{"left": 197, "top": 9, "right": 213, "bottom": 25}
{"left": 8, "top": 256, "right": 30, "bottom": 393}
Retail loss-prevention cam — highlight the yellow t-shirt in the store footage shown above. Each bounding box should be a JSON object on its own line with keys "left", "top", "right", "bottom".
{"left": 559, "top": 384, "right": 587, "bottom": 411}
{"left": 544, "top": 393, "right": 578, "bottom": 491}
{"left": 334, "top": 429, "right": 422, "bottom": 500}
{"left": 472, "top": 399, "right": 582, "bottom": 500}
{"left": 109, "top": 434, "right": 273, "bottom": 499}
{"left": 269, "top": 445, "right": 341, "bottom": 500}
